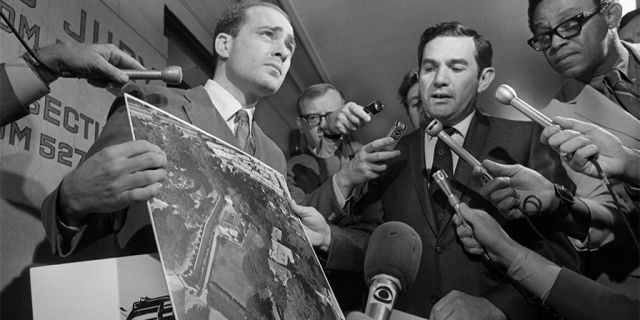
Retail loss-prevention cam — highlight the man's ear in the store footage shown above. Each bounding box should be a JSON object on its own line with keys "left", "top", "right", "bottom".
{"left": 295, "top": 116, "right": 302, "bottom": 130}
{"left": 604, "top": 2, "right": 623, "bottom": 29}
{"left": 214, "top": 33, "right": 232, "bottom": 60}
{"left": 477, "top": 67, "right": 495, "bottom": 93}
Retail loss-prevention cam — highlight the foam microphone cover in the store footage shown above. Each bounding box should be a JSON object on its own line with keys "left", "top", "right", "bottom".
{"left": 364, "top": 221, "right": 422, "bottom": 290}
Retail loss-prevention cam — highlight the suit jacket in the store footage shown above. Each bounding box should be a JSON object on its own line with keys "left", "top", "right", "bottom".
{"left": 40, "top": 83, "right": 287, "bottom": 259}
{"left": 546, "top": 268, "right": 640, "bottom": 320}
{"left": 331, "top": 113, "right": 580, "bottom": 319}
{"left": 542, "top": 41, "right": 640, "bottom": 301}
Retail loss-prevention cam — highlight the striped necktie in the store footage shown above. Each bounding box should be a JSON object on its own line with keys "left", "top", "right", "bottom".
{"left": 604, "top": 69, "right": 640, "bottom": 120}
{"left": 234, "top": 109, "right": 256, "bottom": 155}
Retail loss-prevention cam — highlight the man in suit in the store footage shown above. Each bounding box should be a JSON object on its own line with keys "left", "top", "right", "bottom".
{"left": 288, "top": 83, "right": 399, "bottom": 223}
{"left": 39, "top": 1, "right": 300, "bottom": 258}
{"left": 397, "top": 68, "right": 425, "bottom": 131}
{"left": 295, "top": 22, "right": 579, "bottom": 320}
{"left": 1, "top": 41, "right": 144, "bottom": 126}
{"left": 287, "top": 83, "right": 399, "bottom": 311}
{"left": 523, "top": 0, "right": 640, "bottom": 298}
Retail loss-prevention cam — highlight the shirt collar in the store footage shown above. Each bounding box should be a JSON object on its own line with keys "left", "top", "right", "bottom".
{"left": 203, "top": 79, "right": 255, "bottom": 123}
{"left": 590, "top": 42, "right": 632, "bottom": 90}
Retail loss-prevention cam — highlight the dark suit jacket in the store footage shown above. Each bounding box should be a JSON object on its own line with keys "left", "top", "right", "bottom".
{"left": 330, "top": 113, "right": 580, "bottom": 319}
{"left": 547, "top": 268, "right": 640, "bottom": 320}
{"left": 40, "top": 83, "right": 287, "bottom": 259}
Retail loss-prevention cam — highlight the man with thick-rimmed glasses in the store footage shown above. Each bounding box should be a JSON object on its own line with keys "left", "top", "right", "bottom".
{"left": 524, "top": 0, "right": 640, "bottom": 302}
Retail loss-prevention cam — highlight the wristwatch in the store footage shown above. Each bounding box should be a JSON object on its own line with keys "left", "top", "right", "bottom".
{"left": 553, "top": 184, "right": 575, "bottom": 215}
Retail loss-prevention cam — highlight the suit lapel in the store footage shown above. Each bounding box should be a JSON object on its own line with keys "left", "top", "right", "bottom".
{"left": 408, "top": 130, "right": 438, "bottom": 237}
{"left": 551, "top": 79, "right": 640, "bottom": 147}
{"left": 182, "top": 86, "right": 239, "bottom": 148}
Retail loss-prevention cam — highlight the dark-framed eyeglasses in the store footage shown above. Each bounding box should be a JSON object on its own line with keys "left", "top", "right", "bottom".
{"left": 527, "top": 9, "right": 602, "bottom": 51}
{"left": 300, "top": 112, "right": 331, "bottom": 126}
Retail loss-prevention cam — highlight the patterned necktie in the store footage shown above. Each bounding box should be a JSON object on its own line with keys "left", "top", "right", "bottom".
{"left": 234, "top": 109, "right": 256, "bottom": 155}
{"left": 429, "top": 126, "right": 456, "bottom": 231}
{"left": 604, "top": 69, "right": 640, "bottom": 120}
{"left": 431, "top": 127, "right": 456, "bottom": 177}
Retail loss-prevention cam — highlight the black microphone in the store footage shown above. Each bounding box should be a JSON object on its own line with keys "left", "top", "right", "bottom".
{"left": 426, "top": 119, "right": 493, "bottom": 184}
{"left": 364, "top": 221, "right": 422, "bottom": 320}
{"left": 123, "top": 66, "right": 183, "bottom": 85}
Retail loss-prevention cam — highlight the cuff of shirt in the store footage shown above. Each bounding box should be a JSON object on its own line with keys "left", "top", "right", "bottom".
{"left": 331, "top": 173, "right": 349, "bottom": 209}
{"left": 507, "top": 249, "right": 562, "bottom": 302}
{"left": 5, "top": 57, "right": 50, "bottom": 108}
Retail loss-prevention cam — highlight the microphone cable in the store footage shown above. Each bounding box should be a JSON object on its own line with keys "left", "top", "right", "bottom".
{"left": 0, "top": 10, "right": 58, "bottom": 76}
{"left": 592, "top": 158, "right": 640, "bottom": 253}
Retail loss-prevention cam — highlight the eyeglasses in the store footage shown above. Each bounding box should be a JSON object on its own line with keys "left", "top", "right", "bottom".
{"left": 527, "top": 9, "right": 602, "bottom": 51}
{"left": 299, "top": 112, "right": 332, "bottom": 126}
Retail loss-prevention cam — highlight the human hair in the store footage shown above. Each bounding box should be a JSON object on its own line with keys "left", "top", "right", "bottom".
{"left": 620, "top": 8, "right": 640, "bottom": 29}
{"left": 296, "top": 83, "right": 345, "bottom": 115}
{"left": 417, "top": 21, "right": 493, "bottom": 74}
{"left": 213, "top": 1, "right": 289, "bottom": 65}
{"left": 527, "top": 0, "right": 615, "bottom": 32}
{"left": 397, "top": 68, "right": 419, "bottom": 109}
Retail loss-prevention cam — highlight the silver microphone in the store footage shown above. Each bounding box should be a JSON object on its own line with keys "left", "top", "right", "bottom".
{"left": 432, "top": 170, "right": 491, "bottom": 261}
{"left": 426, "top": 119, "right": 493, "bottom": 184}
{"left": 494, "top": 84, "right": 553, "bottom": 127}
{"left": 123, "top": 66, "right": 183, "bottom": 85}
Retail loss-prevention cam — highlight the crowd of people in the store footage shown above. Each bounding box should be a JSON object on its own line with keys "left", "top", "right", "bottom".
{"left": 1, "top": 0, "right": 639, "bottom": 319}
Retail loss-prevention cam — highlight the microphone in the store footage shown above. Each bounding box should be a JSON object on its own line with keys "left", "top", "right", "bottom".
{"left": 426, "top": 119, "right": 493, "bottom": 184}
{"left": 494, "top": 84, "right": 553, "bottom": 127}
{"left": 123, "top": 66, "right": 183, "bottom": 85}
{"left": 346, "top": 312, "right": 374, "bottom": 320}
{"left": 364, "top": 221, "right": 422, "bottom": 320}
{"left": 433, "top": 170, "right": 491, "bottom": 261}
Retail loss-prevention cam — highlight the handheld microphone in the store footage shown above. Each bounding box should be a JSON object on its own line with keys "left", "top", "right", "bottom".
{"left": 346, "top": 312, "right": 374, "bottom": 320}
{"left": 364, "top": 221, "right": 422, "bottom": 320}
{"left": 426, "top": 119, "right": 494, "bottom": 184}
{"left": 123, "top": 66, "right": 183, "bottom": 85}
{"left": 433, "top": 170, "right": 491, "bottom": 261}
{"left": 494, "top": 84, "right": 553, "bottom": 127}
{"left": 363, "top": 100, "right": 384, "bottom": 116}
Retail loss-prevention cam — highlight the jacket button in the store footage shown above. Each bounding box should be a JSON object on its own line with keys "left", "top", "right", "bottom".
{"left": 435, "top": 245, "right": 443, "bottom": 253}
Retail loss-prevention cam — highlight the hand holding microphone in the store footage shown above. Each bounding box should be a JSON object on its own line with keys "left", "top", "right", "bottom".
{"left": 364, "top": 221, "right": 422, "bottom": 320}
{"left": 122, "top": 66, "right": 183, "bottom": 85}
{"left": 426, "top": 119, "right": 494, "bottom": 184}
{"left": 433, "top": 170, "right": 491, "bottom": 261}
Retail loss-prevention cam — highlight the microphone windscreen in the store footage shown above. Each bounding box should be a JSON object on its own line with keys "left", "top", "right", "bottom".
{"left": 364, "top": 221, "right": 422, "bottom": 290}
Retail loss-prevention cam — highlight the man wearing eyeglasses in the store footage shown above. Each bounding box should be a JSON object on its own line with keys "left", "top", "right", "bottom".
{"left": 523, "top": 0, "right": 640, "bottom": 301}
{"left": 288, "top": 83, "right": 399, "bottom": 223}
{"left": 286, "top": 83, "right": 399, "bottom": 312}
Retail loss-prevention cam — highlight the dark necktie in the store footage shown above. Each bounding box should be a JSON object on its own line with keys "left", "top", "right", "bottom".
{"left": 604, "top": 69, "right": 640, "bottom": 120}
{"left": 429, "top": 126, "right": 456, "bottom": 231}
{"left": 234, "top": 109, "right": 256, "bottom": 155}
